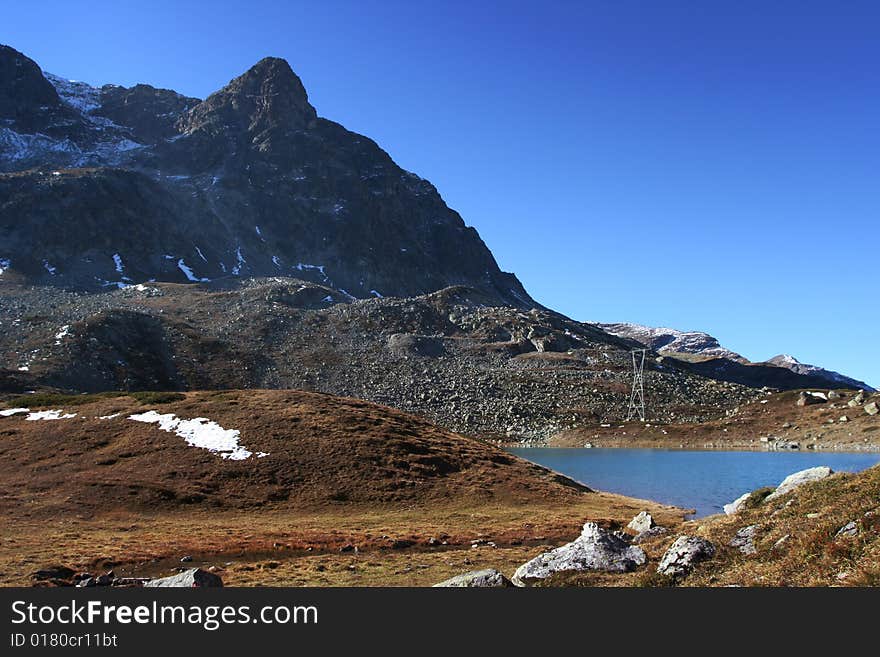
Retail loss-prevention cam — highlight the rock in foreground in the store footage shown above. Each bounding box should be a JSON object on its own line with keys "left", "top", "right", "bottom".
{"left": 765, "top": 466, "right": 833, "bottom": 502}
{"left": 143, "top": 568, "right": 223, "bottom": 588}
{"left": 656, "top": 536, "right": 716, "bottom": 578}
{"left": 433, "top": 569, "right": 512, "bottom": 588}
{"left": 627, "top": 511, "right": 655, "bottom": 534}
{"left": 512, "top": 523, "right": 646, "bottom": 586}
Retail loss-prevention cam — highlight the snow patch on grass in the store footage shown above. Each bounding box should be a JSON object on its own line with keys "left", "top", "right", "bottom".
{"left": 26, "top": 410, "right": 77, "bottom": 421}
{"left": 0, "top": 408, "right": 30, "bottom": 417}
{"left": 128, "top": 411, "right": 264, "bottom": 461}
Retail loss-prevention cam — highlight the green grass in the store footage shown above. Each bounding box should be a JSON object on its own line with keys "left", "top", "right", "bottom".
{"left": 3, "top": 391, "right": 185, "bottom": 408}
{"left": 3, "top": 391, "right": 127, "bottom": 408}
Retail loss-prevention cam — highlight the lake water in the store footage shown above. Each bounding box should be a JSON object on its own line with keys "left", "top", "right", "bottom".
{"left": 506, "top": 447, "right": 880, "bottom": 518}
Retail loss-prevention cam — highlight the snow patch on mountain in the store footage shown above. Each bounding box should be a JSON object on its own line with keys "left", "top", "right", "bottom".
{"left": 177, "top": 259, "right": 210, "bottom": 283}
{"left": 766, "top": 354, "right": 873, "bottom": 391}
{"left": 597, "top": 322, "right": 745, "bottom": 362}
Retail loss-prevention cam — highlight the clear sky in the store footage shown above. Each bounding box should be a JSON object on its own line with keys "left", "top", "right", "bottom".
{"left": 4, "top": 1, "right": 878, "bottom": 386}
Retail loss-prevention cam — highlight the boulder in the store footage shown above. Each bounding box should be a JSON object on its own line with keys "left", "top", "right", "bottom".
{"left": 729, "top": 525, "right": 758, "bottom": 555}
{"left": 627, "top": 511, "right": 655, "bottom": 534}
{"left": 796, "top": 391, "right": 823, "bottom": 407}
{"left": 764, "top": 466, "right": 833, "bottom": 502}
{"left": 632, "top": 526, "right": 669, "bottom": 544}
{"left": 433, "top": 569, "right": 512, "bottom": 587}
{"left": 724, "top": 492, "right": 751, "bottom": 515}
{"left": 656, "top": 536, "right": 716, "bottom": 577}
{"left": 512, "top": 522, "right": 646, "bottom": 586}
{"left": 865, "top": 402, "right": 879, "bottom": 416}
{"left": 827, "top": 390, "right": 841, "bottom": 400}
{"left": 143, "top": 568, "right": 223, "bottom": 588}
{"left": 835, "top": 521, "right": 858, "bottom": 538}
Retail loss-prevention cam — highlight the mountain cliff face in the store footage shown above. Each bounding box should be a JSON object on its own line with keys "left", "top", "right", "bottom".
{"left": 0, "top": 46, "right": 534, "bottom": 306}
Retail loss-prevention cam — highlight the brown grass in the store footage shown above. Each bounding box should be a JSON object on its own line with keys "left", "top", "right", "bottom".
{"left": 0, "top": 388, "right": 688, "bottom": 586}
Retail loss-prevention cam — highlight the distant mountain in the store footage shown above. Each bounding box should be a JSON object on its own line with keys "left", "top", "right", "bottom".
{"left": 597, "top": 322, "right": 747, "bottom": 362}
{"left": 599, "top": 322, "right": 873, "bottom": 391}
{"left": 0, "top": 45, "right": 534, "bottom": 306}
{"left": 765, "top": 354, "right": 873, "bottom": 391}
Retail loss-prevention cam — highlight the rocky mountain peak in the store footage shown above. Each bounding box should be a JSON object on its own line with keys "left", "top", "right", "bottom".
{"left": 0, "top": 44, "right": 63, "bottom": 131}
{"left": 178, "top": 56, "right": 317, "bottom": 137}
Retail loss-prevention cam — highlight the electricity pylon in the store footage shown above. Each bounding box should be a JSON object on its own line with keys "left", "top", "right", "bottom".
{"left": 626, "top": 348, "right": 647, "bottom": 421}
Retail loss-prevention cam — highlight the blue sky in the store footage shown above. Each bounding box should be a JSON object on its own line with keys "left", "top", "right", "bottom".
{"left": 4, "top": 1, "right": 878, "bottom": 385}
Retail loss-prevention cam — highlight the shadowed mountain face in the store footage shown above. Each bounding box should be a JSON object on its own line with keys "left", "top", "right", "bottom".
{"left": 0, "top": 46, "right": 534, "bottom": 306}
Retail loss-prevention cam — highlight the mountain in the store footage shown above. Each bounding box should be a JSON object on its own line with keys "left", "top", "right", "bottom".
{"left": 597, "top": 323, "right": 747, "bottom": 362}
{"left": 600, "top": 322, "right": 873, "bottom": 391}
{"left": 0, "top": 45, "right": 534, "bottom": 307}
{"left": 1, "top": 44, "right": 872, "bottom": 438}
{"left": 766, "top": 354, "right": 873, "bottom": 392}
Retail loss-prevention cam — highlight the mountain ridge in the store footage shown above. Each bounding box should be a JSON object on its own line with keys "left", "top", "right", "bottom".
{"left": 0, "top": 44, "right": 536, "bottom": 307}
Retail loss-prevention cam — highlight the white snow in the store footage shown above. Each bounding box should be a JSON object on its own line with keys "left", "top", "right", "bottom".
{"left": 0, "top": 128, "right": 79, "bottom": 162}
{"left": 370, "top": 290, "right": 383, "bottom": 298}
{"left": 272, "top": 255, "right": 281, "bottom": 267}
{"left": 26, "top": 410, "right": 76, "bottom": 421}
{"left": 128, "top": 411, "right": 263, "bottom": 460}
{"left": 255, "top": 225, "right": 264, "bottom": 239}
{"left": 295, "top": 263, "right": 328, "bottom": 282}
{"left": 44, "top": 73, "right": 101, "bottom": 113}
{"left": 54, "top": 325, "right": 71, "bottom": 344}
{"left": 97, "top": 413, "right": 121, "bottom": 420}
{"left": 177, "top": 259, "right": 210, "bottom": 283}
{"left": 0, "top": 258, "right": 10, "bottom": 275}
{"left": 195, "top": 246, "right": 208, "bottom": 262}
{"left": 232, "top": 247, "right": 246, "bottom": 275}
{"left": 0, "top": 408, "right": 29, "bottom": 417}
{"left": 42, "top": 260, "right": 57, "bottom": 275}
{"left": 17, "top": 366, "right": 29, "bottom": 372}
{"left": 322, "top": 295, "right": 333, "bottom": 302}
{"left": 112, "top": 253, "right": 124, "bottom": 274}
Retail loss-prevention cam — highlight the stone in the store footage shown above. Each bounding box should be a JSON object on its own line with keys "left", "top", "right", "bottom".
{"left": 764, "top": 466, "right": 833, "bottom": 502}
{"left": 865, "top": 402, "right": 879, "bottom": 416}
{"left": 432, "top": 569, "right": 513, "bottom": 587}
{"left": 656, "top": 536, "right": 716, "bottom": 577}
{"left": 627, "top": 511, "right": 655, "bottom": 534}
{"left": 179, "top": 555, "right": 193, "bottom": 563}
{"left": 632, "top": 526, "right": 669, "bottom": 544}
{"left": 729, "top": 525, "right": 758, "bottom": 555}
{"left": 724, "top": 492, "right": 751, "bottom": 515}
{"left": 835, "top": 521, "right": 858, "bottom": 538}
{"left": 827, "top": 390, "right": 841, "bottom": 400}
{"left": 773, "top": 534, "right": 791, "bottom": 550}
{"left": 796, "top": 392, "right": 823, "bottom": 407}
{"left": 512, "top": 522, "right": 646, "bottom": 586}
{"left": 143, "top": 568, "right": 223, "bottom": 588}
{"left": 839, "top": 415, "right": 849, "bottom": 423}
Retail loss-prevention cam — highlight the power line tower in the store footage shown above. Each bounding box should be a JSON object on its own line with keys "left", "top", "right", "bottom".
{"left": 626, "top": 348, "right": 647, "bottom": 421}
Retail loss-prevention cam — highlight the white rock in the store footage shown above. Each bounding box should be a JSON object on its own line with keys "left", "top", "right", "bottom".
{"left": 724, "top": 492, "right": 751, "bottom": 515}
{"left": 656, "top": 536, "right": 716, "bottom": 577}
{"left": 627, "top": 511, "right": 655, "bottom": 533}
{"left": 764, "top": 466, "right": 833, "bottom": 502}
{"left": 512, "top": 523, "right": 646, "bottom": 586}
{"left": 433, "top": 569, "right": 512, "bottom": 587}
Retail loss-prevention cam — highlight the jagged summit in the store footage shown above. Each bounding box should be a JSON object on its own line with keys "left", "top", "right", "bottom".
{"left": 0, "top": 45, "right": 536, "bottom": 307}
{"left": 178, "top": 56, "right": 317, "bottom": 137}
